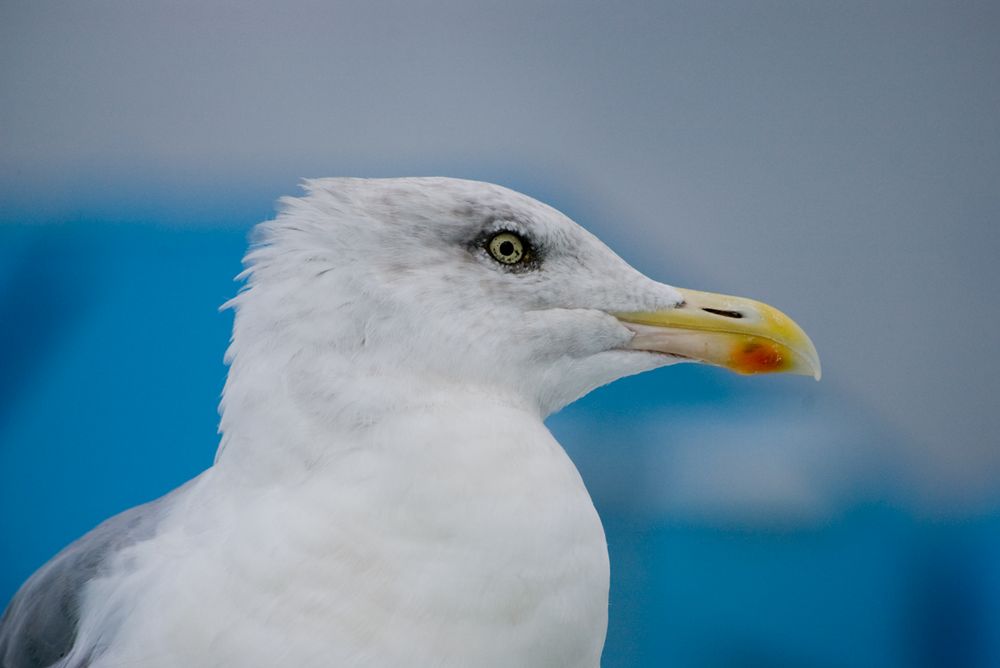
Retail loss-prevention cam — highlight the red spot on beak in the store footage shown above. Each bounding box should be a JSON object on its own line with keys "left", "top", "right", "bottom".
{"left": 732, "top": 340, "right": 787, "bottom": 374}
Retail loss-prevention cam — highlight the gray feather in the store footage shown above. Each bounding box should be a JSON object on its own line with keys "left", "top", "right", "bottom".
{"left": 0, "top": 481, "right": 193, "bottom": 668}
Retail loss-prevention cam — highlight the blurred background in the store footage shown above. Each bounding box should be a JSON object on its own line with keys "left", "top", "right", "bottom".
{"left": 1, "top": 1, "right": 998, "bottom": 666}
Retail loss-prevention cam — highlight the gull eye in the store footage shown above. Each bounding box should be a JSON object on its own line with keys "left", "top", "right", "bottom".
{"left": 487, "top": 232, "right": 525, "bottom": 265}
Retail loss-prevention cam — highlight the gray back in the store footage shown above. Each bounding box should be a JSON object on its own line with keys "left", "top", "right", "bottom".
{"left": 0, "top": 482, "right": 190, "bottom": 668}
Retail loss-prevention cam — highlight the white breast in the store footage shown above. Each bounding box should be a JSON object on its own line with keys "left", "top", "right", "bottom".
{"left": 83, "top": 400, "right": 609, "bottom": 668}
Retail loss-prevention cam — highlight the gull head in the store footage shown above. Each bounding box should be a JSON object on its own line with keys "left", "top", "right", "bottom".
{"left": 224, "top": 177, "right": 819, "bottom": 424}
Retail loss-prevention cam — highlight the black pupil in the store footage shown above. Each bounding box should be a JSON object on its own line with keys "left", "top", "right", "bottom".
{"left": 499, "top": 240, "right": 515, "bottom": 256}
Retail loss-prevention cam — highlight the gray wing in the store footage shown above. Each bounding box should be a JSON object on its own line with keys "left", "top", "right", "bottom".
{"left": 0, "top": 478, "right": 196, "bottom": 668}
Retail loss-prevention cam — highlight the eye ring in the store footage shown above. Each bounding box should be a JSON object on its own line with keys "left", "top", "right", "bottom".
{"left": 487, "top": 232, "right": 526, "bottom": 265}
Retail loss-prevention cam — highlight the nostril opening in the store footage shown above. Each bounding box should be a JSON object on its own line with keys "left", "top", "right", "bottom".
{"left": 702, "top": 307, "right": 744, "bottom": 319}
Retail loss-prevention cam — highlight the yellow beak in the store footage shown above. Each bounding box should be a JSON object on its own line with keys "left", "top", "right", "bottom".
{"left": 614, "top": 288, "right": 821, "bottom": 380}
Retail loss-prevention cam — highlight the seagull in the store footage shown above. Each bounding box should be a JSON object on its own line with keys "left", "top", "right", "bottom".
{"left": 0, "top": 178, "right": 819, "bottom": 668}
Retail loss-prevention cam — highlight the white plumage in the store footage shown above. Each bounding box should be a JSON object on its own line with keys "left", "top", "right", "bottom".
{"left": 0, "top": 178, "right": 818, "bottom": 667}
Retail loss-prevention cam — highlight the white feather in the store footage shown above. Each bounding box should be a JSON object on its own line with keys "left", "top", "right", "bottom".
{"left": 17, "top": 178, "right": 688, "bottom": 668}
